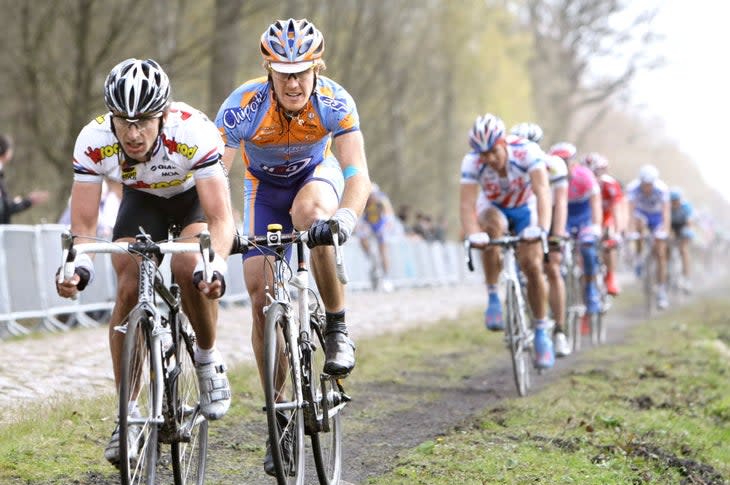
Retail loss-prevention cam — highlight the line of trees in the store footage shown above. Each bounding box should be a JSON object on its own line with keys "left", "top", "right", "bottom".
{"left": 1, "top": 0, "right": 725, "bottom": 231}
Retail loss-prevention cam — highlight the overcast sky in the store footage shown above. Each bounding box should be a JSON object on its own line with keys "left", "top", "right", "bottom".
{"left": 630, "top": 0, "right": 730, "bottom": 200}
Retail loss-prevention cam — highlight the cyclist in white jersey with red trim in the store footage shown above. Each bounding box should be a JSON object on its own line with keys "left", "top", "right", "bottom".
{"left": 626, "top": 164, "right": 671, "bottom": 309}
{"left": 55, "top": 58, "right": 235, "bottom": 467}
{"left": 510, "top": 122, "right": 571, "bottom": 358}
{"left": 461, "top": 114, "right": 554, "bottom": 369}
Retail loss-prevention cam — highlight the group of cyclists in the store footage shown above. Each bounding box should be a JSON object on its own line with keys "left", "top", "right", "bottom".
{"left": 56, "top": 18, "right": 367, "bottom": 476}
{"left": 459, "top": 113, "right": 698, "bottom": 368}
{"left": 48, "top": 14, "right": 707, "bottom": 480}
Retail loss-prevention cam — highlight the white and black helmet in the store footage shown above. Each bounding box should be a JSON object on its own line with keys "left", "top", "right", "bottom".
{"left": 104, "top": 58, "right": 171, "bottom": 119}
{"left": 510, "top": 122, "right": 544, "bottom": 143}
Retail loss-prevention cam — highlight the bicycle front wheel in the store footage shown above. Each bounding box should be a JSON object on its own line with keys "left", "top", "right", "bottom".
{"left": 505, "top": 280, "right": 530, "bottom": 397}
{"left": 119, "top": 316, "right": 158, "bottom": 485}
{"left": 169, "top": 313, "right": 208, "bottom": 485}
{"left": 307, "top": 312, "right": 344, "bottom": 484}
{"left": 264, "top": 302, "right": 306, "bottom": 485}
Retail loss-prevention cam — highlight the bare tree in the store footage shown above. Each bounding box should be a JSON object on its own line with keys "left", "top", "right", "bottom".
{"left": 522, "top": 0, "right": 662, "bottom": 145}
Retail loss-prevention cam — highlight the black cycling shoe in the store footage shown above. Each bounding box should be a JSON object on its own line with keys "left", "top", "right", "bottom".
{"left": 324, "top": 331, "right": 356, "bottom": 376}
{"left": 264, "top": 413, "right": 294, "bottom": 477}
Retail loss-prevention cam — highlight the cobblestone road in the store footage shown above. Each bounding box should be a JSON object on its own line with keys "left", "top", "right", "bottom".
{"left": 0, "top": 283, "right": 483, "bottom": 422}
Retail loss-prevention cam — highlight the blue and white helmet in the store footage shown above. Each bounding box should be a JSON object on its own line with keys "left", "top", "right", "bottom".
{"left": 510, "top": 122, "right": 544, "bottom": 143}
{"left": 469, "top": 114, "right": 505, "bottom": 152}
{"left": 639, "top": 164, "right": 659, "bottom": 184}
{"left": 670, "top": 186, "right": 682, "bottom": 201}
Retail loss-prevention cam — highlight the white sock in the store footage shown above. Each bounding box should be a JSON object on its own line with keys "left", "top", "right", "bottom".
{"left": 195, "top": 345, "right": 220, "bottom": 365}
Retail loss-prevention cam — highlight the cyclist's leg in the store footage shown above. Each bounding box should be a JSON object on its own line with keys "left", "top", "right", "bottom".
{"left": 545, "top": 248, "right": 570, "bottom": 357}
{"left": 291, "top": 168, "right": 355, "bottom": 376}
{"left": 517, "top": 239, "right": 553, "bottom": 368}
{"left": 481, "top": 204, "right": 508, "bottom": 331}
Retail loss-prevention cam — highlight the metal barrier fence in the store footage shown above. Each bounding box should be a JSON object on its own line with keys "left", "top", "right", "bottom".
{"left": 0, "top": 224, "right": 482, "bottom": 339}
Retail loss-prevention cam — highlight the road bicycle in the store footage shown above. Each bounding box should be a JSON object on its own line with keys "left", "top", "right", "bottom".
{"left": 627, "top": 232, "right": 657, "bottom": 316}
{"left": 231, "top": 222, "right": 350, "bottom": 485}
{"left": 59, "top": 227, "right": 214, "bottom": 485}
{"left": 465, "top": 235, "right": 537, "bottom": 397}
{"left": 561, "top": 234, "right": 585, "bottom": 353}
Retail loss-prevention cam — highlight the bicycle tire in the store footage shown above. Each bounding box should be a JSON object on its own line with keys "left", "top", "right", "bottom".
{"left": 119, "top": 316, "right": 159, "bottom": 485}
{"left": 567, "top": 263, "right": 583, "bottom": 353}
{"left": 307, "top": 310, "right": 343, "bottom": 484}
{"left": 643, "top": 253, "right": 655, "bottom": 316}
{"left": 169, "top": 313, "right": 208, "bottom": 485}
{"left": 505, "top": 280, "right": 530, "bottom": 397}
{"left": 263, "top": 302, "right": 306, "bottom": 485}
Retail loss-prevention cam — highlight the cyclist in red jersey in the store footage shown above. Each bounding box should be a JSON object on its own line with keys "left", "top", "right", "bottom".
{"left": 583, "top": 152, "right": 626, "bottom": 295}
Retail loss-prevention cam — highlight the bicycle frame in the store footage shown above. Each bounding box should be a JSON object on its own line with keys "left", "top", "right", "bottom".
{"left": 59, "top": 229, "right": 213, "bottom": 485}
{"left": 233, "top": 222, "right": 348, "bottom": 485}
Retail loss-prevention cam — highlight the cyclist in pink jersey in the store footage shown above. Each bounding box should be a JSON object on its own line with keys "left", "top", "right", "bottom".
{"left": 550, "top": 143, "right": 603, "bottom": 334}
{"left": 510, "top": 122, "right": 571, "bottom": 358}
{"left": 461, "top": 113, "right": 555, "bottom": 369}
{"left": 215, "top": 19, "right": 370, "bottom": 475}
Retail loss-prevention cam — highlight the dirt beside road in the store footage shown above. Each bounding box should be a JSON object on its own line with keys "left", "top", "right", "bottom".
{"left": 0, "top": 283, "right": 486, "bottom": 423}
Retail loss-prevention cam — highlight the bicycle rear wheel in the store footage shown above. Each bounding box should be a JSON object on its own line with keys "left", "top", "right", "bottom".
{"left": 566, "top": 265, "right": 583, "bottom": 353}
{"left": 505, "top": 280, "right": 530, "bottom": 397}
{"left": 169, "top": 313, "right": 208, "bottom": 485}
{"left": 643, "top": 254, "right": 655, "bottom": 316}
{"left": 263, "top": 302, "right": 305, "bottom": 485}
{"left": 307, "top": 310, "right": 344, "bottom": 484}
{"left": 119, "top": 316, "right": 159, "bottom": 485}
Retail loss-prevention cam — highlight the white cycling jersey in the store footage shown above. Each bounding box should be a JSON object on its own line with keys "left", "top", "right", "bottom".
{"left": 626, "top": 178, "right": 669, "bottom": 214}
{"left": 460, "top": 135, "right": 547, "bottom": 208}
{"left": 72, "top": 102, "right": 225, "bottom": 198}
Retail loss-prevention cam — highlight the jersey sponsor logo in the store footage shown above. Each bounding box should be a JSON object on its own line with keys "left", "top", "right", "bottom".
{"left": 85, "top": 143, "right": 120, "bottom": 164}
{"left": 94, "top": 115, "right": 106, "bottom": 124}
{"left": 261, "top": 157, "right": 312, "bottom": 178}
{"left": 222, "top": 89, "right": 266, "bottom": 129}
{"left": 128, "top": 173, "right": 193, "bottom": 189}
{"left": 161, "top": 134, "right": 198, "bottom": 160}
{"left": 318, "top": 95, "right": 348, "bottom": 113}
{"left": 512, "top": 148, "right": 527, "bottom": 161}
{"left": 121, "top": 166, "right": 137, "bottom": 180}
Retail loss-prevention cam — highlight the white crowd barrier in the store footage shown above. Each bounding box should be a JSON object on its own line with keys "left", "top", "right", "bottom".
{"left": 0, "top": 224, "right": 482, "bottom": 339}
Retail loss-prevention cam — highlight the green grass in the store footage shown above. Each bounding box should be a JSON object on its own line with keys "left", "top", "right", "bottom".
{"left": 365, "top": 296, "right": 730, "bottom": 484}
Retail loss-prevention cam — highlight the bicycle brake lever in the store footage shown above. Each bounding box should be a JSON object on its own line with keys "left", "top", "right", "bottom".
{"left": 198, "top": 230, "right": 213, "bottom": 283}
{"left": 327, "top": 220, "right": 348, "bottom": 284}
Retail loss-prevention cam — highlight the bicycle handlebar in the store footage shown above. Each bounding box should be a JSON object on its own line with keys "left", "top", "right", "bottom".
{"left": 464, "top": 234, "right": 548, "bottom": 272}
{"left": 58, "top": 229, "right": 214, "bottom": 284}
{"left": 231, "top": 222, "right": 348, "bottom": 285}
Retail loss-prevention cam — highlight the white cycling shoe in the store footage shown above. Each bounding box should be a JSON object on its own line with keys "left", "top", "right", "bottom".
{"left": 195, "top": 360, "right": 231, "bottom": 420}
{"left": 554, "top": 331, "right": 572, "bottom": 358}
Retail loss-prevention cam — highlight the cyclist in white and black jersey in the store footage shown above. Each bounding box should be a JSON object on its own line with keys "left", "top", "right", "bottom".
{"left": 55, "top": 58, "right": 235, "bottom": 467}
{"left": 510, "top": 122, "right": 571, "bottom": 357}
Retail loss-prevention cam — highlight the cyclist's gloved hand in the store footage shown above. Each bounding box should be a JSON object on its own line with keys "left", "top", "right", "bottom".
{"left": 307, "top": 208, "right": 358, "bottom": 248}
{"left": 468, "top": 232, "right": 490, "bottom": 247}
{"left": 192, "top": 254, "right": 228, "bottom": 297}
{"left": 520, "top": 225, "right": 545, "bottom": 241}
{"left": 55, "top": 253, "right": 95, "bottom": 293}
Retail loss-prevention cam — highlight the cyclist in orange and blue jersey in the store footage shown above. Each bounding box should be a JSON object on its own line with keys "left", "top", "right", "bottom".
{"left": 669, "top": 186, "right": 694, "bottom": 292}
{"left": 510, "top": 122, "right": 571, "bottom": 358}
{"left": 215, "top": 18, "right": 371, "bottom": 476}
{"left": 550, "top": 142, "right": 603, "bottom": 332}
{"left": 460, "top": 114, "right": 555, "bottom": 369}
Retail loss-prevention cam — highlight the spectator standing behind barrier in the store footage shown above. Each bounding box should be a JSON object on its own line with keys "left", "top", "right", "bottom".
{"left": 0, "top": 134, "right": 49, "bottom": 224}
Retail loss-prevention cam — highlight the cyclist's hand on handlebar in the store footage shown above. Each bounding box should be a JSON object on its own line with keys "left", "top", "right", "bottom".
{"left": 467, "top": 231, "right": 490, "bottom": 248}
{"left": 192, "top": 255, "right": 228, "bottom": 299}
{"left": 306, "top": 208, "right": 358, "bottom": 248}
{"left": 55, "top": 254, "right": 94, "bottom": 298}
{"left": 520, "top": 225, "right": 546, "bottom": 241}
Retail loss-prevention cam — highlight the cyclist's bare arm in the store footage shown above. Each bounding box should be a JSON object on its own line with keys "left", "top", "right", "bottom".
{"left": 57, "top": 181, "right": 103, "bottom": 298}
{"left": 334, "top": 130, "right": 370, "bottom": 217}
{"left": 459, "top": 182, "right": 482, "bottom": 239}
{"left": 529, "top": 167, "right": 552, "bottom": 232}
{"left": 590, "top": 190, "right": 603, "bottom": 226}
{"left": 221, "top": 145, "right": 237, "bottom": 175}
{"left": 552, "top": 185, "right": 568, "bottom": 237}
{"left": 195, "top": 174, "right": 236, "bottom": 298}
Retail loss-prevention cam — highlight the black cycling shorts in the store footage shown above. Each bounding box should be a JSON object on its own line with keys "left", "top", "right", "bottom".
{"left": 113, "top": 186, "right": 206, "bottom": 242}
